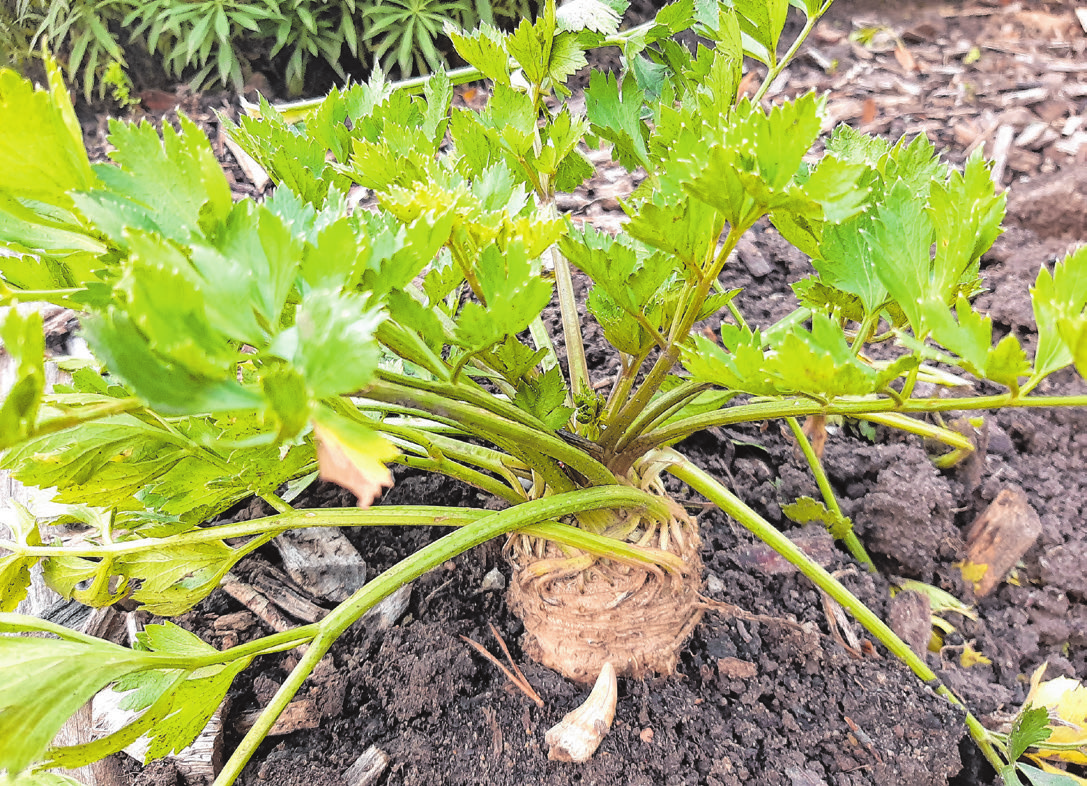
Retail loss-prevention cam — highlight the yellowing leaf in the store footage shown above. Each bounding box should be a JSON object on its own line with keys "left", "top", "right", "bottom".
{"left": 1026, "top": 665, "right": 1087, "bottom": 764}
{"left": 956, "top": 559, "right": 989, "bottom": 589}
{"left": 960, "top": 642, "right": 991, "bottom": 668}
{"left": 312, "top": 407, "right": 398, "bottom": 507}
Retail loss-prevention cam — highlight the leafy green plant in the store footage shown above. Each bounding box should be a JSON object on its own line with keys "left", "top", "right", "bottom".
{"left": 364, "top": 0, "right": 475, "bottom": 76}
{"left": 13, "top": 0, "right": 129, "bottom": 101}
{"left": 1, "top": 1, "right": 1086, "bottom": 784}
{"left": 121, "top": 0, "right": 282, "bottom": 93}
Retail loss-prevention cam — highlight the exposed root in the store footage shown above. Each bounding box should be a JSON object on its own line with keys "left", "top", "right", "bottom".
{"left": 545, "top": 662, "right": 618, "bottom": 763}
{"left": 507, "top": 506, "right": 704, "bottom": 684}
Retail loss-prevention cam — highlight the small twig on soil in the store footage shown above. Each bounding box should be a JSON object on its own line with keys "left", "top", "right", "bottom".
{"left": 461, "top": 623, "right": 544, "bottom": 707}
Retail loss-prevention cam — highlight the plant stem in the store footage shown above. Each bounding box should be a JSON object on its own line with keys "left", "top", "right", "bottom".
{"left": 211, "top": 485, "right": 672, "bottom": 785}
{"left": 854, "top": 412, "right": 974, "bottom": 451}
{"left": 785, "top": 416, "right": 875, "bottom": 571}
{"left": 613, "top": 381, "right": 714, "bottom": 455}
{"left": 602, "top": 222, "right": 748, "bottom": 453}
{"left": 550, "top": 238, "right": 591, "bottom": 407}
{"left": 2, "top": 397, "right": 144, "bottom": 449}
{"left": 751, "top": 3, "right": 831, "bottom": 105}
{"left": 364, "top": 376, "right": 617, "bottom": 486}
{"left": 664, "top": 451, "right": 1006, "bottom": 773}
{"left": 637, "top": 392, "right": 1087, "bottom": 453}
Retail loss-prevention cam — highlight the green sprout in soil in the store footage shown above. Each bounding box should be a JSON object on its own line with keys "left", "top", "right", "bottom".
{"left": 1, "top": 0, "right": 1086, "bottom": 783}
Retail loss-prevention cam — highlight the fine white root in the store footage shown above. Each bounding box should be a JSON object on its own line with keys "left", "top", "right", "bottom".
{"left": 544, "top": 662, "right": 618, "bottom": 763}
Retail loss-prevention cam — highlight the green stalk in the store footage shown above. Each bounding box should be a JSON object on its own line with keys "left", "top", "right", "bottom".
{"left": 212, "top": 485, "right": 671, "bottom": 786}
{"left": 551, "top": 240, "right": 591, "bottom": 406}
{"left": 3, "top": 397, "right": 144, "bottom": 449}
{"left": 394, "top": 454, "right": 524, "bottom": 503}
{"left": 602, "top": 349, "right": 651, "bottom": 424}
{"left": 785, "top": 417, "right": 875, "bottom": 571}
{"left": 855, "top": 412, "right": 975, "bottom": 451}
{"left": 613, "top": 381, "right": 713, "bottom": 454}
{"left": 636, "top": 392, "right": 1087, "bottom": 454}
{"left": 364, "top": 376, "right": 617, "bottom": 486}
{"left": 374, "top": 368, "right": 551, "bottom": 432}
{"left": 602, "top": 222, "right": 749, "bottom": 452}
{"left": 750, "top": 1, "right": 834, "bottom": 105}
{"left": 664, "top": 451, "right": 1005, "bottom": 773}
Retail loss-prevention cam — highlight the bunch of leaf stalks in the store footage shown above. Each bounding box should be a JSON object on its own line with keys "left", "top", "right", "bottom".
{"left": 0, "top": 0, "right": 1086, "bottom": 783}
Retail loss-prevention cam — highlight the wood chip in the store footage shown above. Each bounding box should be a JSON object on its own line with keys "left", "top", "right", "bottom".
{"left": 1014, "top": 121, "right": 1059, "bottom": 150}
{"left": 274, "top": 527, "right": 368, "bottom": 603}
{"left": 223, "top": 135, "right": 270, "bottom": 191}
{"left": 888, "top": 589, "right": 932, "bottom": 658}
{"left": 236, "top": 699, "right": 320, "bottom": 736}
{"left": 222, "top": 573, "right": 295, "bottom": 632}
{"left": 716, "top": 657, "right": 758, "bottom": 680}
{"left": 988, "top": 125, "right": 1016, "bottom": 187}
{"left": 1000, "top": 87, "right": 1050, "bottom": 107}
{"left": 963, "top": 489, "right": 1043, "bottom": 597}
{"left": 343, "top": 746, "right": 390, "bottom": 786}
{"left": 249, "top": 562, "right": 329, "bottom": 623}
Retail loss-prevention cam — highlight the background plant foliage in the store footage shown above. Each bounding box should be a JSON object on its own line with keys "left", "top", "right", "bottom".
{"left": 2, "top": 0, "right": 538, "bottom": 100}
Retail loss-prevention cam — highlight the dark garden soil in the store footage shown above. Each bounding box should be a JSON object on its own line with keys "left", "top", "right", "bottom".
{"left": 66, "top": 1, "right": 1087, "bottom": 784}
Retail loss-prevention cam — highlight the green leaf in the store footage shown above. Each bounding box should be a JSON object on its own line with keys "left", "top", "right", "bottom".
{"left": 0, "top": 614, "right": 159, "bottom": 776}
{"left": 811, "top": 215, "right": 887, "bottom": 317}
{"left": 189, "top": 201, "right": 301, "bottom": 343}
{"left": 547, "top": 33, "right": 588, "bottom": 90}
{"left": 556, "top": 0, "right": 622, "bottom": 35}
{"left": 1008, "top": 705, "right": 1053, "bottom": 762}
{"left": 1031, "top": 245, "right": 1087, "bottom": 380}
{"left": 867, "top": 179, "right": 934, "bottom": 332}
{"left": 94, "top": 114, "right": 232, "bottom": 242}
{"left": 118, "top": 541, "right": 250, "bottom": 615}
{"left": 269, "top": 287, "right": 384, "bottom": 399}
{"left": 733, "top": 0, "right": 790, "bottom": 66}
{"left": 560, "top": 223, "right": 678, "bottom": 321}
{"left": 1016, "top": 764, "right": 1082, "bottom": 786}
{"left": 922, "top": 296, "right": 1013, "bottom": 383}
{"left": 83, "top": 311, "right": 261, "bottom": 416}
{"left": 506, "top": 7, "right": 557, "bottom": 85}
{"left": 0, "top": 504, "right": 41, "bottom": 612}
{"left": 682, "top": 94, "right": 825, "bottom": 227}
{"left": 513, "top": 366, "right": 574, "bottom": 430}
{"left": 454, "top": 242, "right": 552, "bottom": 351}
{"left": 0, "top": 308, "right": 45, "bottom": 448}
{"left": 625, "top": 193, "right": 725, "bottom": 276}
{"left": 781, "top": 496, "right": 853, "bottom": 540}
{"left": 584, "top": 71, "right": 651, "bottom": 171}
{"left": 0, "top": 61, "right": 96, "bottom": 208}
{"left": 446, "top": 22, "right": 511, "bottom": 84}
{"left": 928, "top": 149, "right": 1005, "bottom": 298}
{"left": 587, "top": 285, "right": 652, "bottom": 355}
{"left": 683, "top": 313, "right": 914, "bottom": 398}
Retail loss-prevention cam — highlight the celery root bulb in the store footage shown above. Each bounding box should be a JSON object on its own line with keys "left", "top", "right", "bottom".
{"left": 507, "top": 513, "right": 704, "bottom": 684}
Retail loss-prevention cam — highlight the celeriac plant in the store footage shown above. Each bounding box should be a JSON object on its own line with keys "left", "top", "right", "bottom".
{"left": 1, "top": 0, "right": 1086, "bottom": 783}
